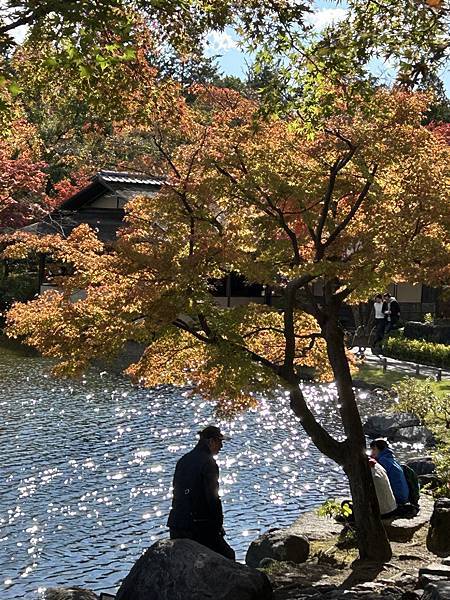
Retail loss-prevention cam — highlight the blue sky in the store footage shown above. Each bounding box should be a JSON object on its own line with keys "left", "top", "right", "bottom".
{"left": 4, "top": 0, "right": 449, "bottom": 92}
{"left": 205, "top": 0, "right": 450, "bottom": 93}
{"left": 206, "top": 1, "right": 346, "bottom": 79}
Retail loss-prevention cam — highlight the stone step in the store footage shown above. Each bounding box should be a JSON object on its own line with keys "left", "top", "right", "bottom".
{"left": 419, "top": 564, "right": 450, "bottom": 578}
{"left": 419, "top": 564, "right": 450, "bottom": 589}
{"left": 421, "top": 581, "right": 450, "bottom": 600}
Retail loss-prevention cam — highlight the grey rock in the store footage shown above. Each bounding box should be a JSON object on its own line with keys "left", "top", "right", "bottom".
{"left": 246, "top": 529, "right": 310, "bottom": 568}
{"left": 290, "top": 509, "right": 344, "bottom": 541}
{"left": 363, "top": 413, "right": 420, "bottom": 439}
{"left": 390, "top": 426, "right": 436, "bottom": 447}
{"left": 421, "top": 581, "right": 450, "bottom": 600}
{"left": 44, "top": 589, "right": 98, "bottom": 600}
{"left": 384, "top": 495, "right": 434, "bottom": 542}
{"left": 115, "top": 538, "right": 273, "bottom": 600}
{"left": 419, "top": 564, "right": 450, "bottom": 588}
{"left": 402, "top": 591, "right": 423, "bottom": 600}
{"left": 258, "top": 557, "right": 278, "bottom": 568}
{"left": 353, "top": 380, "right": 389, "bottom": 392}
{"left": 419, "top": 475, "right": 441, "bottom": 490}
{"left": 427, "top": 499, "right": 450, "bottom": 557}
{"left": 420, "top": 575, "right": 450, "bottom": 589}
{"left": 419, "top": 563, "right": 450, "bottom": 577}
{"left": 407, "top": 457, "right": 436, "bottom": 476}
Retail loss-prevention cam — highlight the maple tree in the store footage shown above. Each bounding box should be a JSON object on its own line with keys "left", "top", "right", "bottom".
{"left": 1, "top": 0, "right": 449, "bottom": 116}
{"left": 5, "top": 84, "right": 450, "bottom": 560}
{"left": 0, "top": 118, "right": 49, "bottom": 231}
{"left": 428, "top": 121, "right": 450, "bottom": 145}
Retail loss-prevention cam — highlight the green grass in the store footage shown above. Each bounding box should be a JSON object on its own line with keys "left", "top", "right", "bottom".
{"left": 356, "top": 365, "right": 450, "bottom": 397}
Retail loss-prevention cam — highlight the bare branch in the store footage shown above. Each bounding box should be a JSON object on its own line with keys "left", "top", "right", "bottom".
{"left": 323, "top": 164, "right": 378, "bottom": 249}
{"left": 314, "top": 146, "right": 358, "bottom": 259}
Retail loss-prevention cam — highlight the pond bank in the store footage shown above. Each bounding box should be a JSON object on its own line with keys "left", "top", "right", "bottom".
{"left": 42, "top": 497, "right": 447, "bottom": 600}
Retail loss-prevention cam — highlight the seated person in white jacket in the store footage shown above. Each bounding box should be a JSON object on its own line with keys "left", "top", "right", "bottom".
{"left": 369, "top": 457, "right": 397, "bottom": 517}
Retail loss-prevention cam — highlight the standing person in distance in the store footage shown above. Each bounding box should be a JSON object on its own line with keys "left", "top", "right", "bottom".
{"left": 167, "top": 425, "right": 235, "bottom": 560}
{"left": 383, "top": 292, "right": 401, "bottom": 334}
{"left": 372, "top": 294, "right": 386, "bottom": 353}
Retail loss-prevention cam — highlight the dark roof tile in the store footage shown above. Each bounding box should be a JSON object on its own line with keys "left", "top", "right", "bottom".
{"left": 98, "top": 170, "right": 164, "bottom": 186}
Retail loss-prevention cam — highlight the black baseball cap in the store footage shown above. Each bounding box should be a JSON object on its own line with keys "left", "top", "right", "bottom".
{"left": 198, "top": 425, "right": 230, "bottom": 441}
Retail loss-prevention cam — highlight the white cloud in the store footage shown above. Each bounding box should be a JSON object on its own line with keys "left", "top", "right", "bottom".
{"left": 0, "top": 1, "right": 28, "bottom": 43}
{"left": 307, "top": 8, "right": 347, "bottom": 31}
{"left": 11, "top": 24, "right": 28, "bottom": 43}
{"left": 204, "top": 30, "right": 238, "bottom": 56}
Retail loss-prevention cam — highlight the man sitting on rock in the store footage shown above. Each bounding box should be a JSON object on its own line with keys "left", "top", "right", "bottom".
{"left": 370, "top": 438, "right": 410, "bottom": 508}
{"left": 167, "top": 425, "right": 235, "bottom": 560}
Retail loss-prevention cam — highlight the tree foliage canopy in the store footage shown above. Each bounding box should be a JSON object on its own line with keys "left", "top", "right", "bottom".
{"left": 5, "top": 85, "right": 450, "bottom": 406}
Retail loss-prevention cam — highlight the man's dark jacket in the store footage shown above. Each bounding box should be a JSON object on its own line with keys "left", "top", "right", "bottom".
{"left": 383, "top": 299, "right": 400, "bottom": 320}
{"left": 167, "top": 440, "right": 223, "bottom": 532}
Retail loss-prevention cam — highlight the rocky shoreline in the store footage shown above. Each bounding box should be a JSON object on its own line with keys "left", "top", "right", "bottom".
{"left": 43, "top": 495, "right": 450, "bottom": 600}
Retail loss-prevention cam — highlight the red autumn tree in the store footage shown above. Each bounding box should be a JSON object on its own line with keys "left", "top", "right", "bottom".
{"left": 0, "top": 120, "right": 48, "bottom": 231}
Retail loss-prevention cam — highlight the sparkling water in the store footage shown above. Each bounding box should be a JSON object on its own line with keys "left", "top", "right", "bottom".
{"left": 0, "top": 341, "right": 390, "bottom": 598}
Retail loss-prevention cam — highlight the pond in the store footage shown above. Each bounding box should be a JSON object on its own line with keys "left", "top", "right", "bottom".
{"left": 0, "top": 340, "right": 388, "bottom": 599}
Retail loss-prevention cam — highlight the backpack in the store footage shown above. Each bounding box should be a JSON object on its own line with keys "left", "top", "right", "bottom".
{"left": 402, "top": 464, "right": 420, "bottom": 507}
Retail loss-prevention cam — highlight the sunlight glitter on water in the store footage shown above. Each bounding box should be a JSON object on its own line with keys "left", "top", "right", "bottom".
{"left": 0, "top": 344, "right": 395, "bottom": 599}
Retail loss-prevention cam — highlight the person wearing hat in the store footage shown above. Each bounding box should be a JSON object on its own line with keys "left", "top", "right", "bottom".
{"left": 167, "top": 425, "right": 235, "bottom": 560}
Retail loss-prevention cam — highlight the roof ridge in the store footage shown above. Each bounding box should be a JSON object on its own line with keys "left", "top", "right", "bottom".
{"left": 98, "top": 169, "right": 165, "bottom": 180}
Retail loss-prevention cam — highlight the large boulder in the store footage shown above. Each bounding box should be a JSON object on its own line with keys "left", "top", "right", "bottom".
{"left": 363, "top": 413, "right": 435, "bottom": 446}
{"left": 427, "top": 498, "right": 450, "bottom": 557}
{"left": 407, "top": 457, "right": 436, "bottom": 476}
{"left": 363, "top": 413, "right": 420, "bottom": 439}
{"left": 406, "top": 457, "right": 439, "bottom": 489}
{"left": 383, "top": 494, "right": 435, "bottom": 542}
{"left": 115, "top": 539, "right": 273, "bottom": 600}
{"left": 289, "top": 509, "right": 343, "bottom": 541}
{"left": 245, "top": 529, "right": 310, "bottom": 568}
{"left": 43, "top": 589, "right": 98, "bottom": 600}
{"left": 390, "top": 426, "right": 436, "bottom": 447}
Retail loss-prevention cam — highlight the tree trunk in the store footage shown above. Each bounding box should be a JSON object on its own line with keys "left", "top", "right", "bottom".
{"left": 323, "top": 308, "right": 392, "bottom": 562}
{"left": 344, "top": 448, "right": 392, "bottom": 561}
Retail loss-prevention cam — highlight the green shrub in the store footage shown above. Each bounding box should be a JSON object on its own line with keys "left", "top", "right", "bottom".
{"left": 383, "top": 335, "right": 450, "bottom": 369}
{"left": 392, "top": 377, "right": 436, "bottom": 422}
{"left": 317, "top": 499, "right": 352, "bottom": 519}
{"left": 392, "top": 377, "right": 450, "bottom": 428}
{"left": 434, "top": 447, "right": 450, "bottom": 498}
{"left": 391, "top": 377, "right": 450, "bottom": 497}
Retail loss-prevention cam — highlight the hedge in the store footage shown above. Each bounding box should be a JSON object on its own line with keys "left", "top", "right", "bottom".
{"left": 404, "top": 321, "right": 450, "bottom": 345}
{"left": 383, "top": 335, "right": 450, "bottom": 369}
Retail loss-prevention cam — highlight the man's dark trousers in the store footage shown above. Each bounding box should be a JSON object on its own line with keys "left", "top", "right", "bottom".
{"left": 374, "top": 318, "right": 385, "bottom": 345}
{"left": 169, "top": 526, "right": 236, "bottom": 561}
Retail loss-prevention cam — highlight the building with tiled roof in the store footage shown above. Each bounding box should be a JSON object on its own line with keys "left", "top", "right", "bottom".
{"left": 30, "top": 170, "right": 164, "bottom": 241}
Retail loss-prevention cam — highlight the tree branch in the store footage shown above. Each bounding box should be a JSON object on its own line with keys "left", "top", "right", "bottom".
{"left": 323, "top": 164, "right": 378, "bottom": 250}
{"left": 282, "top": 274, "right": 317, "bottom": 378}
{"left": 234, "top": 146, "right": 303, "bottom": 266}
{"left": 314, "top": 146, "right": 358, "bottom": 260}
{"left": 290, "top": 386, "right": 346, "bottom": 464}
{"left": 172, "top": 317, "right": 282, "bottom": 375}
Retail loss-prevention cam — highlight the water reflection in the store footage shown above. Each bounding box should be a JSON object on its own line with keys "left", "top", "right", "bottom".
{"left": 0, "top": 342, "right": 388, "bottom": 599}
